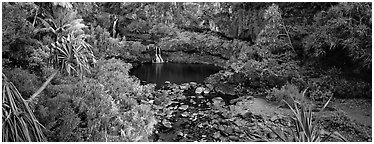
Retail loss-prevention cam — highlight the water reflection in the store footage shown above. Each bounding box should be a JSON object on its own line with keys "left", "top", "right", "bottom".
{"left": 131, "top": 63, "right": 221, "bottom": 87}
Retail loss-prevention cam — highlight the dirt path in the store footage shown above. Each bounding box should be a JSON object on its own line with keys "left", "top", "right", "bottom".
{"left": 331, "top": 98, "right": 372, "bottom": 127}
{"left": 245, "top": 97, "right": 292, "bottom": 119}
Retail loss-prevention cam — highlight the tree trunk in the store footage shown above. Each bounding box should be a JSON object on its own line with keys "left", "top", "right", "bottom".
{"left": 27, "top": 70, "right": 59, "bottom": 102}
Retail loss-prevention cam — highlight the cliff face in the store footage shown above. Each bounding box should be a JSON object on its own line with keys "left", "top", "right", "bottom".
{"left": 102, "top": 5, "right": 268, "bottom": 67}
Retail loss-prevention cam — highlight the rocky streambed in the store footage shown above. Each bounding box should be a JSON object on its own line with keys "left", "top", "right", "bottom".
{"left": 140, "top": 70, "right": 372, "bottom": 142}
{"left": 148, "top": 81, "right": 294, "bottom": 142}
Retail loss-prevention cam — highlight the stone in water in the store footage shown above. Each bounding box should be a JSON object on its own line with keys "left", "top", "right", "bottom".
{"left": 195, "top": 87, "right": 205, "bottom": 94}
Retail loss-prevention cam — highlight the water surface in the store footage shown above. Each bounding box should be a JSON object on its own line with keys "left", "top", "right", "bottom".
{"left": 131, "top": 63, "right": 221, "bottom": 87}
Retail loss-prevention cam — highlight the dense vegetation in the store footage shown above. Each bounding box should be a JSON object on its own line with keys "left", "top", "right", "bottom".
{"left": 2, "top": 2, "right": 371, "bottom": 142}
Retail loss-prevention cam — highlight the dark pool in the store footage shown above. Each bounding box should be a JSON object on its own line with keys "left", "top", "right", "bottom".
{"left": 130, "top": 63, "right": 222, "bottom": 87}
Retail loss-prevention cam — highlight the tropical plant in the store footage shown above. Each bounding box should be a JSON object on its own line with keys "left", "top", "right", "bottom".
{"left": 27, "top": 3, "right": 95, "bottom": 102}
{"left": 268, "top": 90, "right": 347, "bottom": 142}
{"left": 2, "top": 68, "right": 42, "bottom": 99}
{"left": 34, "top": 59, "right": 156, "bottom": 142}
{"left": 2, "top": 74, "right": 46, "bottom": 142}
{"left": 303, "top": 2, "right": 371, "bottom": 69}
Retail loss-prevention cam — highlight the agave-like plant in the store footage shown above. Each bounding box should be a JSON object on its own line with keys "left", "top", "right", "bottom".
{"left": 2, "top": 74, "right": 46, "bottom": 142}
{"left": 269, "top": 89, "right": 348, "bottom": 142}
{"left": 27, "top": 3, "right": 96, "bottom": 102}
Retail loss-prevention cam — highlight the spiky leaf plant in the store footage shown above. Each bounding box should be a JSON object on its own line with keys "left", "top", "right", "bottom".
{"left": 2, "top": 74, "right": 46, "bottom": 142}
{"left": 269, "top": 89, "right": 348, "bottom": 142}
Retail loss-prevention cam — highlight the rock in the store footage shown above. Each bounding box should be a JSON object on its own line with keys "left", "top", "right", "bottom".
{"left": 180, "top": 85, "right": 189, "bottom": 90}
{"left": 154, "top": 98, "right": 162, "bottom": 105}
{"left": 197, "top": 95, "right": 204, "bottom": 99}
{"left": 154, "top": 105, "right": 163, "bottom": 110}
{"left": 213, "top": 132, "right": 221, "bottom": 139}
{"left": 195, "top": 87, "right": 205, "bottom": 94}
{"left": 201, "top": 135, "right": 207, "bottom": 138}
{"left": 218, "top": 125, "right": 225, "bottom": 131}
{"left": 181, "top": 112, "right": 189, "bottom": 117}
{"left": 229, "top": 135, "right": 239, "bottom": 141}
{"left": 203, "top": 89, "right": 210, "bottom": 94}
{"left": 267, "top": 132, "right": 277, "bottom": 139}
{"left": 177, "top": 95, "right": 186, "bottom": 100}
{"left": 229, "top": 72, "right": 246, "bottom": 83}
{"left": 247, "top": 95, "right": 254, "bottom": 100}
{"left": 225, "top": 127, "right": 233, "bottom": 134}
{"left": 241, "top": 111, "right": 252, "bottom": 119}
{"left": 270, "top": 115, "right": 278, "bottom": 122}
{"left": 190, "top": 82, "right": 197, "bottom": 86}
{"left": 205, "top": 84, "right": 214, "bottom": 90}
{"left": 179, "top": 105, "right": 189, "bottom": 110}
{"left": 222, "top": 112, "right": 231, "bottom": 118}
{"left": 165, "top": 81, "right": 171, "bottom": 84}
{"left": 177, "top": 131, "right": 184, "bottom": 136}
{"left": 162, "top": 119, "right": 173, "bottom": 128}
{"left": 197, "top": 123, "right": 204, "bottom": 128}
{"left": 215, "top": 83, "right": 236, "bottom": 96}
{"left": 212, "top": 97, "right": 224, "bottom": 103}
{"left": 220, "top": 137, "right": 229, "bottom": 142}
{"left": 189, "top": 99, "right": 196, "bottom": 104}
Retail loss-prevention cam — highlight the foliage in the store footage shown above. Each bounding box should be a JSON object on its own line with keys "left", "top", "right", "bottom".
{"left": 2, "top": 2, "right": 45, "bottom": 71}
{"left": 87, "top": 26, "right": 147, "bottom": 60}
{"left": 149, "top": 23, "right": 179, "bottom": 38}
{"left": 256, "top": 4, "right": 294, "bottom": 54}
{"left": 50, "top": 33, "right": 95, "bottom": 77}
{"left": 2, "top": 74, "right": 46, "bottom": 142}
{"left": 158, "top": 29, "right": 251, "bottom": 60}
{"left": 266, "top": 83, "right": 311, "bottom": 108}
{"left": 34, "top": 59, "right": 156, "bottom": 142}
{"left": 269, "top": 93, "right": 347, "bottom": 142}
{"left": 3, "top": 68, "right": 42, "bottom": 99}
{"left": 303, "top": 2, "right": 371, "bottom": 69}
{"left": 302, "top": 67, "right": 371, "bottom": 99}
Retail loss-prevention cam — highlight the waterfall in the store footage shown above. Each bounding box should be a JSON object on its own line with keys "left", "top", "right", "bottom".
{"left": 153, "top": 47, "right": 164, "bottom": 63}
{"left": 112, "top": 16, "right": 118, "bottom": 38}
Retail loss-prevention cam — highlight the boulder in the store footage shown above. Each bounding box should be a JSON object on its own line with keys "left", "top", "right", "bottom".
{"left": 203, "top": 89, "right": 210, "bottom": 94}
{"left": 190, "top": 82, "right": 197, "bottom": 86}
{"left": 162, "top": 119, "right": 173, "bottom": 128}
{"left": 212, "top": 97, "right": 224, "bottom": 103}
{"left": 195, "top": 87, "right": 205, "bottom": 94}
{"left": 215, "top": 83, "right": 236, "bottom": 96}
{"left": 180, "top": 85, "right": 189, "bottom": 90}
{"left": 205, "top": 84, "right": 214, "bottom": 91}
{"left": 179, "top": 105, "right": 189, "bottom": 110}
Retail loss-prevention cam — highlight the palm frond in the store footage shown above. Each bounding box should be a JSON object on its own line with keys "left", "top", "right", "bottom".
{"left": 2, "top": 74, "right": 46, "bottom": 142}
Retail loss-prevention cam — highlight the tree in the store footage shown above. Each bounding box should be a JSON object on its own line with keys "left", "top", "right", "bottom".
{"left": 28, "top": 2, "right": 96, "bottom": 102}
{"left": 2, "top": 74, "right": 46, "bottom": 142}
{"left": 303, "top": 2, "right": 371, "bottom": 70}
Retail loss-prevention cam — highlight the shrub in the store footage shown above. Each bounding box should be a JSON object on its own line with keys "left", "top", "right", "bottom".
{"left": 266, "top": 83, "right": 311, "bottom": 108}
{"left": 149, "top": 23, "right": 179, "bottom": 38}
{"left": 303, "top": 2, "right": 371, "bottom": 70}
{"left": 3, "top": 68, "right": 42, "bottom": 99}
{"left": 35, "top": 59, "right": 157, "bottom": 142}
{"left": 87, "top": 26, "right": 148, "bottom": 61}
{"left": 158, "top": 30, "right": 250, "bottom": 60}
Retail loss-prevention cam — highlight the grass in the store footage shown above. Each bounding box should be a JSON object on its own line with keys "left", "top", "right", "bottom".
{"left": 268, "top": 89, "right": 348, "bottom": 142}
{"left": 2, "top": 74, "right": 46, "bottom": 142}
